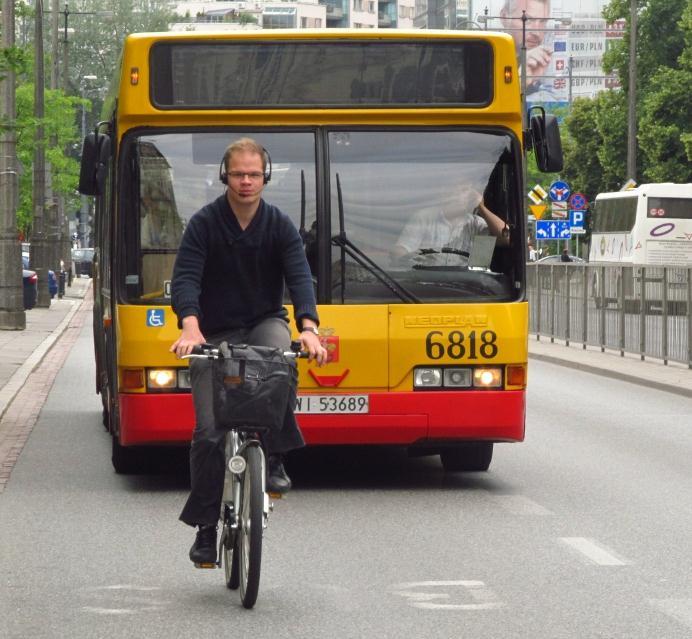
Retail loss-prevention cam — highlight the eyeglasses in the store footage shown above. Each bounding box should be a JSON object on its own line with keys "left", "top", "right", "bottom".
{"left": 228, "top": 171, "right": 264, "bottom": 181}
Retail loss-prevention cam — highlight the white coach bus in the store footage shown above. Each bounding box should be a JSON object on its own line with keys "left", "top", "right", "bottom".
{"left": 589, "top": 183, "right": 692, "bottom": 312}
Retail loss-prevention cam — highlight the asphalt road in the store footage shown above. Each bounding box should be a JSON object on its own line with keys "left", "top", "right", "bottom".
{"left": 1, "top": 320, "right": 691, "bottom": 639}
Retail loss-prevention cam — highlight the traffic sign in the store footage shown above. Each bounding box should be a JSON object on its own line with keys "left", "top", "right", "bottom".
{"left": 569, "top": 209, "right": 585, "bottom": 229}
{"left": 549, "top": 181, "right": 571, "bottom": 202}
{"left": 536, "top": 220, "right": 571, "bottom": 240}
{"left": 528, "top": 184, "right": 548, "bottom": 205}
{"left": 529, "top": 204, "right": 547, "bottom": 219}
{"left": 568, "top": 192, "right": 587, "bottom": 210}
{"left": 551, "top": 201, "right": 568, "bottom": 218}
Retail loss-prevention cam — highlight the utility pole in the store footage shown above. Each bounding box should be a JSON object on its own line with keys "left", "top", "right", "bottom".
{"left": 30, "top": 0, "right": 51, "bottom": 307}
{"left": 0, "top": 0, "right": 26, "bottom": 329}
{"left": 626, "top": 0, "right": 637, "bottom": 181}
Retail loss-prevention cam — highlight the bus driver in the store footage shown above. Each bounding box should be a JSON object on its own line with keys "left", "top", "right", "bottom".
{"left": 170, "top": 137, "right": 327, "bottom": 566}
{"left": 391, "top": 185, "right": 510, "bottom": 266}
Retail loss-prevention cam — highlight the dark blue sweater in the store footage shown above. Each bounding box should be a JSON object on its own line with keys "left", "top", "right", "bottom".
{"left": 171, "top": 195, "right": 318, "bottom": 336}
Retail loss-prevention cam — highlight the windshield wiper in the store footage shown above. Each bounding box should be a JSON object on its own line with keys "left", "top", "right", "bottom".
{"left": 333, "top": 173, "right": 419, "bottom": 304}
{"left": 298, "top": 169, "right": 307, "bottom": 244}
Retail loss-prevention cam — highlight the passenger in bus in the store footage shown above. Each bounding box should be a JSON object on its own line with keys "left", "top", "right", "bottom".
{"left": 170, "top": 137, "right": 327, "bottom": 565}
{"left": 390, "top": 185, "right": 509, "bottom": 267}
{"left": 140, "top": 183, "right": 183, "bottom": 249}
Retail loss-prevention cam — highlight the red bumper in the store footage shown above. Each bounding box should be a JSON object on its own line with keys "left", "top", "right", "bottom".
{"left": 118, "top": 394, "right": 195, "bottom": 446}
{"left": 118, "top": 390, "right": 525, "bottom": 446}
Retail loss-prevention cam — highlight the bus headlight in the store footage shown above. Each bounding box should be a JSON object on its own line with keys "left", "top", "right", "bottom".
{"left": 414, "top": 367, "right": 442, "bottom": 388}
{"left": 177, "top": 369, "right": 191, "bottom": 389}
{"left": 443, "top": 368, "right": 472, "bottom": 387}
{"left": 473, "top": 368, "right": 502, "bottom": 388}
{"left": 147, "top": 369, "right": 177, "bottom": 389}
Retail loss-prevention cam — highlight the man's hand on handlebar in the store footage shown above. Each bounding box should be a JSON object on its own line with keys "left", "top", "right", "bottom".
{"left": 170, "top": 315, "right": 206, "bottom": 358}
{"left": 299, "top": 331, "right": 328, "bottom": 366}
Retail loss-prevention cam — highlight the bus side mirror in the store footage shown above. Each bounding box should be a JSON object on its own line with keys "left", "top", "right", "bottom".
{"left": 529, "top": 109, "right": 563, "bottom": 173}
{"left": 78, "top": 132, "right": 111, "bottom": 196}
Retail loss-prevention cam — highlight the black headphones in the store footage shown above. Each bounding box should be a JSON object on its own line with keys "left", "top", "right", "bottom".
{"left": 219, "top": 146, "right": 272, "bottom": 186}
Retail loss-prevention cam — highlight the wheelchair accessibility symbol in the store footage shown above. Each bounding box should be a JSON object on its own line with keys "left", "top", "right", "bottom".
{"left": 146, "top": 309, "right": 165, "bottom": 327}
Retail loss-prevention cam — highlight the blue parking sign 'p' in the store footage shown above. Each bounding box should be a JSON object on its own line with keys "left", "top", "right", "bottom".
{"left": 569, "top": 210, "right": 585, "bottom": 228}
{"left": 146, "top": 309, "right": 165, "bottom": 327}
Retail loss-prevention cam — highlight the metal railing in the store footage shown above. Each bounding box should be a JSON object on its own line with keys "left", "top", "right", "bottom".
{"left": 526, "top": 263, "right": 692, "bottom": 368}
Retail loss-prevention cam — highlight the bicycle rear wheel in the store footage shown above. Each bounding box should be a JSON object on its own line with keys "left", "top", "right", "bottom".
{"left": 238, "top": 445, "right": 264, "bottom": 609}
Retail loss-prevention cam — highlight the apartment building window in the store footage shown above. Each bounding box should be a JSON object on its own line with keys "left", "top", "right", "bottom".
{"left": 368, "top": 1, "right": 375, "bottom": 12}
{"left": 354, "top": 0, "right": 363, "bottom": 10}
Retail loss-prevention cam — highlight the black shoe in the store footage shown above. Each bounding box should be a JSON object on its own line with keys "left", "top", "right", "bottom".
{"left": 267, "top": 455, "right": 292, "bottom": 494}
{"left": 189, "top": 525, "right": 217, "bottom": 564}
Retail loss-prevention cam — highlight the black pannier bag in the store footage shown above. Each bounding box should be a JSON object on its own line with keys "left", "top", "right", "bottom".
{"left": 212, "top": 342, "right": 298, "bottom": 431}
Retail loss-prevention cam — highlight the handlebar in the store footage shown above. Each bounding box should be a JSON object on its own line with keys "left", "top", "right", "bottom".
{"left": 182, "top": 340, "right": 308, "bottom": 360}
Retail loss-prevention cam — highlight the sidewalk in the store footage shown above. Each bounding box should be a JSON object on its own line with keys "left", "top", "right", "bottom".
{"left": 529, "top": 334, "right": 692, "bottom": 398}
{"left": 0, "top": 277, "right": 92, "bottom": 420}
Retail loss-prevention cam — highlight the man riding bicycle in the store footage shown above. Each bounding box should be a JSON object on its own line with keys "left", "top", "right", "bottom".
{"left": 170, "top": 137, "right": 327, "bottom": 565}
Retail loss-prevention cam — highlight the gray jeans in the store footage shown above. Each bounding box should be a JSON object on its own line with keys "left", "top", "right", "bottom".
{"left": 179, "top": 317, "right": 305, "bottom": 527}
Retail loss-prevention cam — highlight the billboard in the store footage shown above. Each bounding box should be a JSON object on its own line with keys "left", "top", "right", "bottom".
{"left": 478, "top": 0, "right": 623, "bottom": 105}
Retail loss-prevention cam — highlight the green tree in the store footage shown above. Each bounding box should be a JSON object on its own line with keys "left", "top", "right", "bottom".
{"left": 637, "top": 3, "right": 692, "bottom": 182}
{"left": 592, "top": 90, "right": 629, "bottom": 190}
{"left": 603, "top": 0, "right": 687, "bottom": 91}
{"left": 600, "top": 0, "right": 690, "bottom": 183}
{"left": 560, "top": 98, "right": 603, "bottom": 203}
{"left": 4, "top": 0, "right": 176, "bottom": 233}
{"left": 15, "top": 83, "right": 83, "bottom": 236}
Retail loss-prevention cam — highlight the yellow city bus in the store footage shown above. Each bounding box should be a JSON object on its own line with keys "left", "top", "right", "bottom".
{"left": 79, "top": 29, "right": 562, "bottom": 473}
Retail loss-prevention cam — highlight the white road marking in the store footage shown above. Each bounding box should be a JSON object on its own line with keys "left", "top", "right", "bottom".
{"left": 559, "top": 537, "right": 630, "bottom": 566}
{"left": 392, "top": 580, "right": 505, "bottom": 610}
{"left": 82, "top": 607, "right": 136, "bottom": 615}
{"left": 649, "top": 599, "right": 692, "bottom": 630}
{"left": 82, "top": 585, "right": 169, "bottom": 614}
{"left": 490, "top": 494, "right": 552, "bottom": 515}
{"left": 96, "top": 585, "right": 162, "bottom": 591}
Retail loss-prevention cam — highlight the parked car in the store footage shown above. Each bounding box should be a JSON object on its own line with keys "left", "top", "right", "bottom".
{"left": 72, "top": 248, "right": 94, "bottom": 277}
{"left": 22, "top": 254, "right": 58, "bottom": 299}
{"left": 535, "top": 254, "right": 585, "bottom": 264}
{"left": 23, "top": 268, "right": 38, "bottom": 310}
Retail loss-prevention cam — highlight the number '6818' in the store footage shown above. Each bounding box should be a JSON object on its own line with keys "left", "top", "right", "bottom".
{"left": 425, "top": 330, "right": 498, "bottom": 360}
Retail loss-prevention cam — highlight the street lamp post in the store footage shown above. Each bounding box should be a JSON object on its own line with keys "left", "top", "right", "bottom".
{"left": 79, "top": 75, "right": 97, "bottom": 247}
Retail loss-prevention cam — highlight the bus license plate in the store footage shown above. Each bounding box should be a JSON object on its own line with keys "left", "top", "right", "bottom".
{"left": 295, "top": 395, "right": 369, "bottom": 414}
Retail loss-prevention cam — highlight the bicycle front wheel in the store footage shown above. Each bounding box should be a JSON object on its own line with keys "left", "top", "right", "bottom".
{"left": 222, "top": 512, "right": 239, "bottom": 590}
{"left": 238, "top": 445, "right": 264, "bottom": 609}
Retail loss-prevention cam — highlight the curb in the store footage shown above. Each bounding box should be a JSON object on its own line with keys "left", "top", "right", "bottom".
{"left": 0, "top": 284, "right": 91, "bottom": 422}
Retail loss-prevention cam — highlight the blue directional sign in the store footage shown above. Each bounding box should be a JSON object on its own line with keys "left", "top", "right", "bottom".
{"left": 536, "top": 220, "right": 571, "bottom": 240}
{"left": 549, "top": 181, "right": 571, "bottom": 202}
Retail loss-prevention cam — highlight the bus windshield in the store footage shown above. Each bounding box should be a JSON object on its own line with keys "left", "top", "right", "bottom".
{"left": 123, "top": 129, "right": 518, "bottom": 304}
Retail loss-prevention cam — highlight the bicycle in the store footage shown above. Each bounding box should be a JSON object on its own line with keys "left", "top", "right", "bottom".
{"left": 184, "top": 340, "right": 305, "bottom": 609}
